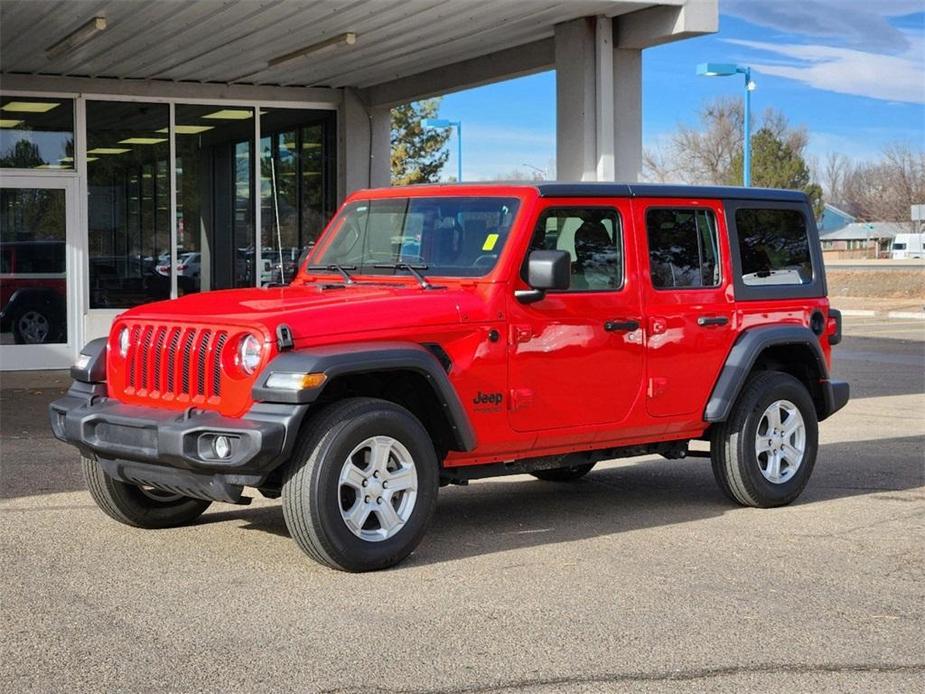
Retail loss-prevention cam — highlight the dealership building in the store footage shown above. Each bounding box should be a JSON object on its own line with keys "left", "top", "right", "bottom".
{"left": 0, "top": 0, "right": 716, "bottom": 370}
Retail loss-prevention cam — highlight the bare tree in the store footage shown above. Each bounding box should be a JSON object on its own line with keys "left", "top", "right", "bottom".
{"left": 644, "top": 97, "right": 821, "bottom": 213}
{"left": 645, "top": 97, "right": 743, "bottom": 184}
{"left": 818, "top": 152, "right": 857, "bottom": 213}
{"left": 492, "top": 168, "right": 545, "bottom": 182}
{"left": 842, "top": 144, "right": 925, "bottom": 224}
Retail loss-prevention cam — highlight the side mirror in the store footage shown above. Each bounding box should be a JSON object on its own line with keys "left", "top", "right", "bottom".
{"left": 515, "top": 249, "right": 571, "bottom": 304}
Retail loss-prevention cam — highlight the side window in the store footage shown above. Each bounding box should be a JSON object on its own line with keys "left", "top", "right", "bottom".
{"left": 529, "top": 207, "right": 622, "bottom": 291}
{"left": 646, "top": 208, "right": 720, "bottom": 289}
{"left": 735, "top": 208, "right": 812, "bottom": 286}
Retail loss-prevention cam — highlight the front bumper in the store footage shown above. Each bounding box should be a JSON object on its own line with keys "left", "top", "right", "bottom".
{"left": 49, "top": 381, "right": 308, "bottom": 503}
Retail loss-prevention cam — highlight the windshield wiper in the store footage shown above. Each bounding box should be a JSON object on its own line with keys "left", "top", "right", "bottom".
{"left": 307, "top": 264, "right": 356, "bottom": 284}
{"left": 373, "top": 263, "right": 433, "bottom": 290}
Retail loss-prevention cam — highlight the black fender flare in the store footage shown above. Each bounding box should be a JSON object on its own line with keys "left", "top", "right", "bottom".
{"left": 704, "top": 325, "right": 833, "bottom": 423}
{"left": 252, "top": 341, "right": 476, "bottom": 452}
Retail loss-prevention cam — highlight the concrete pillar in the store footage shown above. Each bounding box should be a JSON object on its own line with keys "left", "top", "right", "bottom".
{"left": 555, "top": 19, "right": 597, "bottom": 181}
{"left": 612, "top": 47, "right": 642, "bottom": 182}
{"left": 339, "top": 87, "right": 391, "bottom": 201}
{"left": 554, "top": 17, "right": 642, "bottom": 182}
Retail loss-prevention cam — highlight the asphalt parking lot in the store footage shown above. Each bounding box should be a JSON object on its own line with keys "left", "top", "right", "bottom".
{"left": 2, "top": 317, "right": 923, "bottom": 693}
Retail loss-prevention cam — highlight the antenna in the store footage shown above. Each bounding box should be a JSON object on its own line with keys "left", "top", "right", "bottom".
{"left": 267, "top": 146, "right": 285, "bottom": 284}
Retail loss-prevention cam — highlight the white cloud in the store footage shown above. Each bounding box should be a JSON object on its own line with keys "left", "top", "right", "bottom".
{"left": 722, "top": 0, "right": 923, "bottom": 52}
{"left": 725, "top": 38, "right": 925, "bottom": 104}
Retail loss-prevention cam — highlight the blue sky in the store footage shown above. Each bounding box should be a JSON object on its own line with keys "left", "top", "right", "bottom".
{"left": 436, "top": 0, "right": 925, "bottom": 181}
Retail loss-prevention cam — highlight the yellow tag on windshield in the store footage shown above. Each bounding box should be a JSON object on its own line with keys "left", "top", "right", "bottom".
{"left": 482, "top": 233, "right": 499, "bottom": 251}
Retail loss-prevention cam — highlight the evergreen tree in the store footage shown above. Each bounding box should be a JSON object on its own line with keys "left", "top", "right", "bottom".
{"left": 732, "top": 127, "right": 823, "bottom": 215}
{"left": 391, "top": 99, "right": 450, "bottom": 185}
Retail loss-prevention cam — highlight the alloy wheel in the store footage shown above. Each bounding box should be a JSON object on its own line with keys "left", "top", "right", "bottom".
{"left": 755, "top": 399, "right": 806, "bottom": 484}
{"left": 338, "top": 435, "right": 418, "bottom": 542}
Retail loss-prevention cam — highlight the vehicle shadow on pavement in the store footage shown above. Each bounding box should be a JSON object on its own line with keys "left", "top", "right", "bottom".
{"left": 199, "top": 434, "right": 924, "bottom": 567}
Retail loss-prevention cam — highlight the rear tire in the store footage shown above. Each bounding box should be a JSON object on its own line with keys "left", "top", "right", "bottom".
{"left": 710, "top": 371, "right": 818, "bottom": 508}
{"left": 282, "top": 398, "right": 439, "bottom": 572}
{"left": 81, "top": 457, "right": 212, "bottom": 528}
{"left": 531, "top": 461, "right": 595, "bottom": 482}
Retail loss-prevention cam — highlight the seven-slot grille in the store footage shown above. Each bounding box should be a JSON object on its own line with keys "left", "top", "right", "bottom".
{"left": 124, "top": 324, "right": 230, "bottom": 402}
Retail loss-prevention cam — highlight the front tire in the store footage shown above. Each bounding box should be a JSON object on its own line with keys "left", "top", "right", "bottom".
{"left": 81, "top": 457, "right": 212, "bottom": 528}
{"left": 710, "top": 371, "right": 819, "bottom": 508}
{"left": 282, "top": 398, "right": 439, "bottom": 572}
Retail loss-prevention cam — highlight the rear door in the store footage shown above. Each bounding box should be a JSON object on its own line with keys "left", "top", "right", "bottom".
{"left": 507, "top": 199, "right": 645, "bottom": 434}
{"left": 636, "top": 199, "right": 736, "bottom": 418}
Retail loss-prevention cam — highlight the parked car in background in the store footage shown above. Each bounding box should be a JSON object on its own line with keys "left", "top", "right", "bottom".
{"left": 177, "top": 252, "right": 201, "bottom": 279}
{"left": 891, "top": 233, "right": 925, "bottom": 259}
{"left": 1, "top": 239, "right": 67, "bottom": 344}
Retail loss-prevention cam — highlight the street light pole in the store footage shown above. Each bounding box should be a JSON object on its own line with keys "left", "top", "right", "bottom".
{"left": 743, "top": 66, "right": 751, "bottom": 188}
{"left": 456, "top": 120, "right": 462, "bottom": 182}
{"left": 420, "top": 118, "right": 462, "bottom": 181}
{"left": 697, "top": 62, "right": 756, "bottom": 187}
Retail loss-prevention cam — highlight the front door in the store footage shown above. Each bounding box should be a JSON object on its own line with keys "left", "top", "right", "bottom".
{"left": 507, "top": 201, "right": 645, "bottom": 434}
{"left": 0, "top": 175, "right": 79, "bottom": 370}
{"left": 635, "top": 199, "right": 736, "bottom": 417}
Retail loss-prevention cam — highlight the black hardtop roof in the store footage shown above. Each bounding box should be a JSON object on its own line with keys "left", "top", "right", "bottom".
{"left": 389, "top": 181, "right": 809, "bottom": 203}
{"left": 535, "top": 182, "right": 809, "bottom": 202}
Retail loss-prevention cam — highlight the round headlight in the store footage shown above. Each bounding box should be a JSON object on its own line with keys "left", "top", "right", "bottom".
{"left": 119, "top": 327, "right": 131, "bottom": 358}
{"left": 237, "top": 334, "right": 262, "bottom": 375}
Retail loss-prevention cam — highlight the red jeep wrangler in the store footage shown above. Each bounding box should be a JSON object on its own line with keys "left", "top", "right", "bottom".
{"left": 51, "top": 183, "right": 848, "bottom": 572}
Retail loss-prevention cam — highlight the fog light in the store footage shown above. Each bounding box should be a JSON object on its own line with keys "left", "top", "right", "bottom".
{"left": 213, "top": 435, "right": 232, "bottom": 459}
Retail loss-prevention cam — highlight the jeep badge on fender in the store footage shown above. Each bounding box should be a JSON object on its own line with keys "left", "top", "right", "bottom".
{"left": 51, "top": 182, "right": 848, "bottom": 572}
{"left": 473, "top": 391, "right": 503, "bottom": 407}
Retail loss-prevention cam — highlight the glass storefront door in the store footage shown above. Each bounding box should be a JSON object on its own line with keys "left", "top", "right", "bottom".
{"left": 0, "top": 174, "right": 78, "bottom": 369}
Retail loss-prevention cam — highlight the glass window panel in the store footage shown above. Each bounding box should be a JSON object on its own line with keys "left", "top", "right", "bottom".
{"left": 261, "top": 108, "right": 334, "bottom": 285}
{"left": 0, "top": 188, "right": 67, "bottom": 344}
{"left": 646, "top": 208, "right": 721, "bottom": 289}
{"left": 735, "top": 208, "right": 812, "bottom": 286}
{"left": 87, "top": 100, "right": 170, "bottom": 308}
{"left": 0, "top": 96, "right": 74, "bottom": 169}
{"left": 526, "top": 207, "right": 623, "bottom": 291}
{"left": 175, "top": 103, "right": 255, "bottom": 293}
{"left": 313, "top": 197, "right": 520, "bottom": 278}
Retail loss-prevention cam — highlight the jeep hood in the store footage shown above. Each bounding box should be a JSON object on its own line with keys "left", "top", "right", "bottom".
{"left": 119, "top": 283, "right": 494, "bottom": 344}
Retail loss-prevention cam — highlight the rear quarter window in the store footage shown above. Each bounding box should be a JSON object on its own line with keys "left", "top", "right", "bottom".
{"left": 735, "top": 208, "right": 812, "bottom": 286}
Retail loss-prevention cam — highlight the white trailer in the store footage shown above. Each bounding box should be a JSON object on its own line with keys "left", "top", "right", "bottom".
{"left": 891, "top": 234, "right": 925, "bottom": 259}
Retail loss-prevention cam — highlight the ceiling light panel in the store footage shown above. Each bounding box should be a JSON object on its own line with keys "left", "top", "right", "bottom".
{"left": 201, "top": 109, "right": 253, "bottom": 120}
{"left": 1, "top": 102, "right": 60, "bottom": 113}
{"left": 118, "top": 137, "right": 168, "bottom": 145}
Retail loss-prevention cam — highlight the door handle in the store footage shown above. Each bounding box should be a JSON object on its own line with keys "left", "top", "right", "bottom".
{"left": 697, "top": 316, "right": 729, "bottom": 327}
{"left": 604, "top": 319, "right": 640, "bottom": 332}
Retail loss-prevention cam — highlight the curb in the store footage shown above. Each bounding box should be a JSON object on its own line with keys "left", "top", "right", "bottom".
{"left": 840, "top": 309, "right": 925, "bottom": 320}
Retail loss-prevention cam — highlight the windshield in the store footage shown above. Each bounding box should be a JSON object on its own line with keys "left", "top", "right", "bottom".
{"left": 308, "top": 196, "right": 520, "bottom": 277}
